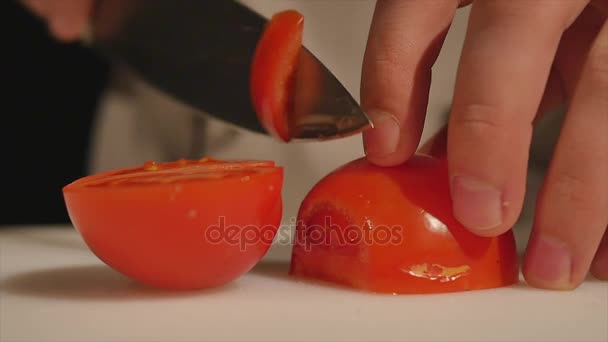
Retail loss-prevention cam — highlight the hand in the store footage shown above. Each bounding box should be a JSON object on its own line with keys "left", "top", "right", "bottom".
{"left": 20, "top": 0, "right": 94, "bottom": 42}
{"left": 361, "top": 0, "right": 607, "bottom": 290}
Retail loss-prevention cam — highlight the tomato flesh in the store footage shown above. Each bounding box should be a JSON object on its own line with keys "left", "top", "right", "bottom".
{"left": 290, "top": 154, "right": 519, "bottom": 294}
{"left": 63, "top": 158, "right": 283, "bottom": 290}
{"left": 250, "top": 10, "right": 304, "bottom": 142}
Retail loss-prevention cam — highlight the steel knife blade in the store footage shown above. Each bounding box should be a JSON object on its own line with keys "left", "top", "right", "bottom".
{"left": 87, "top": 0, "right": 371, "bottom": 141}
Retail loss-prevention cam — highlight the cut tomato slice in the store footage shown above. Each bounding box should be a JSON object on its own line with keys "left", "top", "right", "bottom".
{"left": 290, "top": 154, "right": 519, "bottom": 294}
{"left": 250, "top": 10, "right": 304, "bottom": 142}
{"left": 63, "top": 158, "right": 283, "bottom": 290}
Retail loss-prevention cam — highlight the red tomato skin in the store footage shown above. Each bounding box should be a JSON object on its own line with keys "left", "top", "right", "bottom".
{"left": 250, "top": 10, "right": 304, "bottom": 142}
{"left": 290, "top": 155, "right": 519, "bottom": 294}
{"left": 63, "top": 160, "right": 283, "bottom": 290}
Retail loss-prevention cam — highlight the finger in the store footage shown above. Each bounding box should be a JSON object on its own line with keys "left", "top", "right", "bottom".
{"left": 531, "top": 7, "right": 605, "bottom": 133}
{"left": 361, "top": 0, "right": 458, "bottom": 166}
{"left": 523, "top": 20, "right": 608, "bottom": 290}
{"left": 524, "top": 7, "right": 608, "bottom": 287}
{"left": 555, "top": 6, "right": 607, "bottom": 99}
{"left": 446, "top": 0, "right": 588, "bottom": 235}
{"left": 591, "top": 229, "right": 608, "bottom": 280}
{"left": 46, "top": 0, "right": 93, "bottom": 42}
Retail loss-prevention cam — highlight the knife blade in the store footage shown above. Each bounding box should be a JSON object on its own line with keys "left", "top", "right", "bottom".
{"left": 88, "top": 0, "right": 371, "bottom": 141}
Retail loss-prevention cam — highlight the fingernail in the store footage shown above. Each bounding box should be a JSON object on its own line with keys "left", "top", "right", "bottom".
{"left": 363, "top": 110, "right": 400, "bottom": 157}
{"left": 451, "top": 176, "right": 503, "bottom": 230}
{"left": 525, "top": 235, "right": 572, "bottom": 288}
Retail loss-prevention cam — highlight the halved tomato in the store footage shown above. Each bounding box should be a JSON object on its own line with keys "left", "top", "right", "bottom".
{"left": 290, "top": 154, "right": 519, "bottom": 294}
{"left": 250, "top": 10, "right": 304, "bottom": 142}
{"left": 63, "top": 158, "right": 283, "bottom": 290}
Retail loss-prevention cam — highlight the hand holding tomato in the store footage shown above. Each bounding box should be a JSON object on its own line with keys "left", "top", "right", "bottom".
{"left": 361, "top": 1, "right": 608, "bottom": 290}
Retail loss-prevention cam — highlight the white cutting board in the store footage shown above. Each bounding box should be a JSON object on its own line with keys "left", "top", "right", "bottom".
{"left": 1, "top": 226, "right": 606, "bottom": 342}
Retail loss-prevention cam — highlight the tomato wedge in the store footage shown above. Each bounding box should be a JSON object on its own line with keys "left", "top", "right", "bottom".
{"left": 250, "top": 10, "right": 304, "bottom": 142}
{"left": 63, "top": 158, "right": 283, "bottom": 290}
{"left": 290, "top": 154, "right": 519, "bottom": 294}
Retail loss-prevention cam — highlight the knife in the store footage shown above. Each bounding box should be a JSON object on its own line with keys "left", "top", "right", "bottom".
{"left": 87, "top": 0, "right": 371, "bottom": 141}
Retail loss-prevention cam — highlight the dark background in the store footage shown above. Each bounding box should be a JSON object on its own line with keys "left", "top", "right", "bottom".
{"left": 2, "top": 0, "right": 111, "bottom": 225}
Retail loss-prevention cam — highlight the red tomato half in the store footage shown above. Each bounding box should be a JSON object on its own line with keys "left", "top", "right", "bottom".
{"left": 290, "top": 154, "right": 519, "bottom": 294}
{"left": 250, "top": 10, "right": 304, "bottom": 142}
{"left": 63, "top": 158, "right": 283, "bottom": 290}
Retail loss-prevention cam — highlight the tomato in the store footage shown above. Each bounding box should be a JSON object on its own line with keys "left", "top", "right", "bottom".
{"left": 250, "top": 10, "right": 304, "bottom": 142}
{"left": 63, "top": 158, "right": 283, "bottom": 290}
{"left": 289, "top": 154, "right": 519, "bottom": 294}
